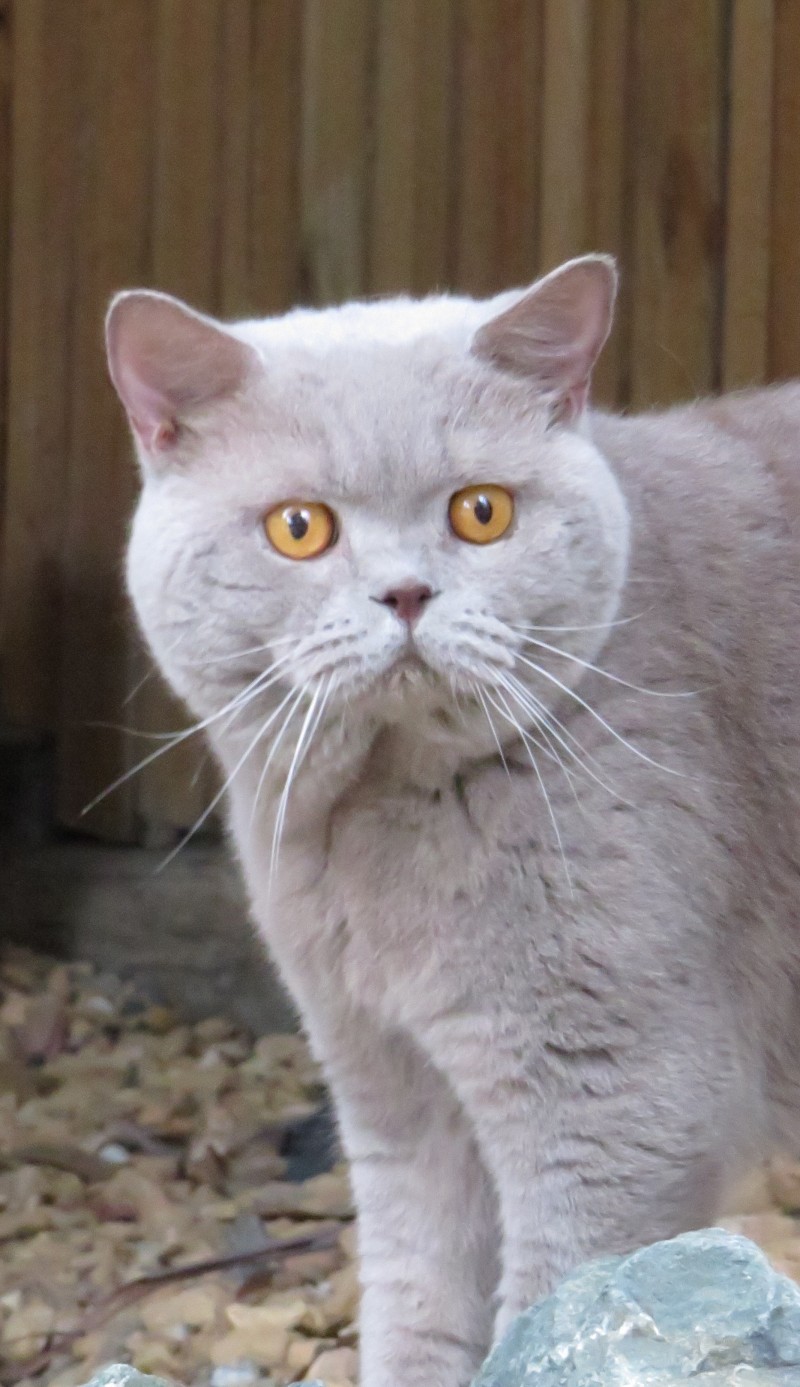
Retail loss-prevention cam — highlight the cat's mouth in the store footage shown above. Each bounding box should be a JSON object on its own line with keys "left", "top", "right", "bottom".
{"left": 380, "top": 649, "right": 431, "bottom": 691}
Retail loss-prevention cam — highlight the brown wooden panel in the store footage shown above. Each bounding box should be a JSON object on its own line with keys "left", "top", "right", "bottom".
{"left": 587, "top": 0, "right": 633, "bottom": 408}
{"left": 370, "top": 0, "right": 456, "bottom": 296}
{"left": 220, "top": 0, "right": 304, "bottom": 319}
{"left": 247, "top": 0, "right": 304, "bottom": 314}
{"left": 722, "top": 0, "right": 775, "bottom": 390}
{"left": 301, "top": 0, "right": 374, "bottom": 304}
{"left": 628, "top": 0, "right": 726, "bottom": 407}
{"left": 55, "top": 0, "right": 155, "bottom": 839}
{"left": 0, "top": 0, "right": 10, "bottom": 589}
{"left": 452, "top": 0, "right": 543, "bottom": 296}
{"left": 538, "top": 0, "right": 591, "bottom": 272}
{"left": 770, "top": 0, "right": 800, "bottom": 380}
{"left": 217, "top": 0, "right": 253, "bottom": 318}
{"left": 152, "top": 0, "right": 223, "bottom": 308}
{"left": 1, "top": 0, "right": 80, "bottom": 732}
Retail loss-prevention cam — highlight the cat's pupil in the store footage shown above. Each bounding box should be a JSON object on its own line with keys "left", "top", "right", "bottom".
{"left": 474, "top": 495, "right": 493, "bottom": 525}
{"left": 288, "top": 511, "right": 309, "bottom": 541}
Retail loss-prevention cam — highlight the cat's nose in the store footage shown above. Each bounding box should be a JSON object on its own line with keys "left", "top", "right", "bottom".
{"left": 376, "top": 582, "right": 434, "bottom": 627}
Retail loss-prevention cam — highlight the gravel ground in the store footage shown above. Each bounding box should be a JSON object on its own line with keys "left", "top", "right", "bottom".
{"left": 0, "top": 947, "right": 356, "bottom": 1387}
{"left": 2, "top": 944, "right": 800, "bottom": 1387}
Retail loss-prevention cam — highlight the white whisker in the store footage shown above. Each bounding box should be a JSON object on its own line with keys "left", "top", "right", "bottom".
{"left": 515, "top": 633, "right": 696, "bottom": 698}
{"left": 483, "top": 684, "right": 573, "bottom": 895}
{"left": 494, "top": 680, "right": 585, "bottom": 818}
{"left": 122, "top": 629, "right": 189, "bottom": 708}
{"left": 269, "top": 677, "right": 334, "bottom": 882}
{"left": 157, "top": 683, "right": 309, "bottom": 871}
{"left": 515, "top": 653, "right": 690, "bottom": 779}
{"left": 511, "top": 612, "right": 646, "bottom": 635}
{"left": 472, "top": 681, "right": 510, "bottom": 777}
{"left": 498, "top": 670, "right": 637, "bottom": 808}
{"left": 197, "top": 640, "right": 287, "bottom": 667}
{"left": 81, "top": 660, "right": 291, "bottom": 816}
{"left": 249, "top": 684, "right": 310, "bottom": 829}
{"left": 122, "top": 664, "right": 159, "bottom": 708}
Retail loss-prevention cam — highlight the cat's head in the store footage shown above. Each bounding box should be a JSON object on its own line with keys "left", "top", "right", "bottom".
{"left": 106, "top": 255, "right": 628, "bottom": 772}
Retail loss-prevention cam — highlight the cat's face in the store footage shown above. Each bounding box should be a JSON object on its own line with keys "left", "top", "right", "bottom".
{"left": 109, "top": 257, "right": 629, "bottom": 769}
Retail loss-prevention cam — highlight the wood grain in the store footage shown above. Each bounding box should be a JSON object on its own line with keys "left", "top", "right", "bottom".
{"left": 628, "top": 0, "right": 726, "bottom": 407}
{"left": 55, "top": 0, "right": 154, "bottom": 838}
{"left": 1, "top": 0, "right": 79, "bottom": 731}
{"left": 587, "top": 0, "right": 633, "bottom": 408}
{"left": 722, "top": 0, "right": 775, "bottom": 390}
{"left": 0, "top": 0, "right": 10, "bottom": 597}
{"left": 370, "top": 0, "right": 457, "bottom": 296}
{"left": 301, "top": 0, "right": 374, "bottom": 304}
{"left": 770, "top": 0, "right": 800, "bottom": 380}
{"left": 248, "top": 0, "right": 304, "bottom": 314}
{"left": 538, "top": 0, "right": 591, "bottom": 272}
{"left": 452, "top": 0, "right": 542, "bottom": 295}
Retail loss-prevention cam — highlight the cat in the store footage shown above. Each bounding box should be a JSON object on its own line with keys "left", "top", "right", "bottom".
{"left": 105, "top": 254, "right": 800, "bottom": 1387}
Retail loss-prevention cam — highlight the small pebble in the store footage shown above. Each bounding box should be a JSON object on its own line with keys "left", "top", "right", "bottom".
{"left": 210, "top": 1365, "right": 261, "bottom": 1387}
{"left": 98, "top": 1142, "right": 131, "bottom": 1164}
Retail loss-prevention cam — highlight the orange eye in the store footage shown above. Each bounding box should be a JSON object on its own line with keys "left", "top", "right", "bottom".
{"left": 449, "top": 485, "right": 514, "bottom": 544}
{"left": 264, "top": 501, "right": 336, "bottom": 560}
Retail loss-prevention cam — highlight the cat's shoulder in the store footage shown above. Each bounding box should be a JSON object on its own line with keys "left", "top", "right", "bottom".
{"left": 595, "top": 381, "right": 800, "bottom": 443}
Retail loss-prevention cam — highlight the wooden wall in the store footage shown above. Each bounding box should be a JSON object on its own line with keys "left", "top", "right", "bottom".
{"left": 0, "top": 0, "right": 798, "bottom": 844}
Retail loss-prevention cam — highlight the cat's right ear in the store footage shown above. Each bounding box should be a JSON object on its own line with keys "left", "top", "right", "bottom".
{"left": 105, "top": 290, "right": 259, "bottom": 459}
{"left": 472, "top": 255, "right": 617, "bottom": 422}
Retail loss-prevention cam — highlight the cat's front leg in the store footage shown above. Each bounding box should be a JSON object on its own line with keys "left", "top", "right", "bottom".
{"left": 311, "top": 1014, "right": 499, "bottom": 1387}
{"left": 423, "top": 1011, "right": 730, "bottom": 1343}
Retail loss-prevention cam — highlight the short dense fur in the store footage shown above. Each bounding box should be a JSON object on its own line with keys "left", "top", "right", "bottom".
{"left": 107, "top": 258, "right": 800, "bottom": 1387}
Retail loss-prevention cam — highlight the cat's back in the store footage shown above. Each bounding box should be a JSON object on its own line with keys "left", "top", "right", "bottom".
{"left": 594, "top": 382, "right": 800, "bottom": 961}
{"left": 594, "top": 382, "right": 800, "bottom": 539}
{"left": 593, "top": 383, "right": 800, "bottom": 651}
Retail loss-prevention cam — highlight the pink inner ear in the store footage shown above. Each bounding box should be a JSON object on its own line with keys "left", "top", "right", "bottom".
{"left": 114, "top": 356, "right": 181, "bottom": 451}
{"left": 473, "top": 256, "right": 617, "bottom": 420}
{"left": 106, "top": 291, "right": 256, "bottom": 455}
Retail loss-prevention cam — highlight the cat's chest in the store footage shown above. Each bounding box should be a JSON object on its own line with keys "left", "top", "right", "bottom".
{"left": 277, "top": 762, "right": 558, "bottom": 1027}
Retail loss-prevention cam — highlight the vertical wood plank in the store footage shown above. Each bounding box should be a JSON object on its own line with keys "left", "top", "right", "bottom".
{"left": 586, "top": 0, "right": 633, "bottom": 408}
{"left": 370, "top": 0, "right": 457, "bottom": 296}
{"left": 628, "top": 0, "right": 726, "bottom": 407}
{"left": 0, "top": 0, "right": 10, "bottom": 590}
{"left": 218, "top": 0, "right": 253, "bottom": 318}
{"left": 538, "top": 0, "right": 592, "bottom": 272}
{"left": 370, "top": 1, "right": 418, "bottom": 294}
{"left": 452, "top": 0, "right": 542, "bottom": 295}
{"left": 301, "top": 0, "right": 374, "bottom": 304}
{"left": 722, "top": 0, "right": 775, "bottom": 390}
{"left": 1, "top": 0, "right": 79, "bottom": 732}
{"left": 410, "top": 0, "right": 457, "bottom": 294}
{"left": 769, "top": 0, "right": 800, "bottom": 380}
{"left": 247, "top": 0, "right": 304, "bottom": 313}
{"left": 151, "top": 0, "right": 223, "bottom": 307}
{"left": 55, "top": 0, "right": 154, "bottom": 838}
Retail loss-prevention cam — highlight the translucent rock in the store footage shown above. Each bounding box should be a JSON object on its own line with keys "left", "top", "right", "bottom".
{"left": 474, "top": 1230, "right": 800, "bottom": 1387}
{"left": 79, "top": 1368, "right": 177, "bottom": 1387}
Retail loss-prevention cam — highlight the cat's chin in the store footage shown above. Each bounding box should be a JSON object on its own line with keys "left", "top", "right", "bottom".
{"left": 336, "top": 655, "right": 499, "bottom": 758}
{"left": 379, "top": 650, "right": 432, "bottom": 691}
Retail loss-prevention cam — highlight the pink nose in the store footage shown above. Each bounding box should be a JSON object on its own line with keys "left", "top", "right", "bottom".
{"left": 378, "top": 583, "right": 434, "bottom": 627}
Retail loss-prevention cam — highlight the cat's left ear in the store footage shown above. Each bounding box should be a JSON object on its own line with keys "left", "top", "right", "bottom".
{"left": 105, "top": 289, "right": 260, "bottom": 458}
{"left": 472, "top": 255, "right": 617, "bottom": 422}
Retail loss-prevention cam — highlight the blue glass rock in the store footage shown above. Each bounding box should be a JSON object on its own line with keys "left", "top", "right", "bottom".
{"left": 474, "top": 1229, "right": 800, "bottom": 1387}
{"left": 80, "top": 1370, "right": 177, "bottom": 1387}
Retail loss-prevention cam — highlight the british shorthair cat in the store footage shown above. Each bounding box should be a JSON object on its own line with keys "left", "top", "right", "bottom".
{"left": 106, "top": 256, "right": 800, "bottom": 1387}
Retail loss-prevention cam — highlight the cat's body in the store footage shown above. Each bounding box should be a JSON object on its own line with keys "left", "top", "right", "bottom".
{"left": 106, "top": 259, "right": 800, "bottom": 1387}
